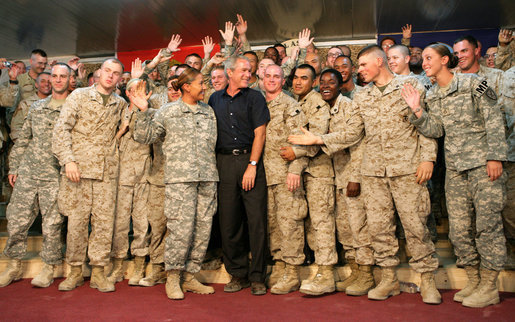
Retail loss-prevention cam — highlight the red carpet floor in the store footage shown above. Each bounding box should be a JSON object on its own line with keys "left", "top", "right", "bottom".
{"left": 0, "top": 279, "right": 513, "bottom": 321}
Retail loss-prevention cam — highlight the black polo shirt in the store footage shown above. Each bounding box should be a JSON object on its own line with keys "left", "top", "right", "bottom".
{"left": 209, "top": 87, "right": 270, "bottom": 150}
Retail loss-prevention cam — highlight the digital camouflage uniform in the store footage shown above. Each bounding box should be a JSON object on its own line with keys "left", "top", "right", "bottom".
{"left": 52, "top": 85, "right": 126, "bottom": 267}
{"left": 322, "top": 94, "right": 373, "bottom": 265}
{"left": 411, "top": 73, "right": 508, "bottom": 271}
{"left": 111, "top": 107, "right": 152, "bottom": 259}
{"left": 322, "top": 75, "right": 439, "bottom": 273}
{"left": 134, "top": 99, "right": 218, "bottom": 273}
{"left": 4, "top": 97, "right": 64, "bottom": 265}
{"left": 263, "top": 91, "right": 312, "bottom": 265}
{"left": 502, "top": 67, "right": 515, "bottom": 240}
{"left": 293, "top": 90, "right": 337, "bottom": 266}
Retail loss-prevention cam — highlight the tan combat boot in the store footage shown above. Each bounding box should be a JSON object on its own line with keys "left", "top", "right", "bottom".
{"left": 453, "top": 265, "right": 480, "bottom": 302}
{"left": 270, "top": 264, "right": 300, "bottom": 295}
{"left": 0, "top": 259, "right": 22, "bottom": 287}
{"left": 128, "top": 256, "right": 146, "bottom": 286}
{"left": 139, "top": 263, "right": 166, "bottom": 287}
{"left": 90, "top": 266, "right": 115, "bottom": 292}
{"left": 420, "top": 271, "right": 441, "bottom": 304}
{"left": 267, "top": 260, "right": 285, "bottom": 288}
{"left": 367, "top": 266, "right": 400, "bottom": 300}
{"left": 346, "top": 265, "right": 375, "bottom": 296}
{"left": 462, "top": 268, "right": 500, "bottom": 308}
{"left": 166, "top": 270, "right": 184, "bottom": 300}
{"left": 182, "top": 272, "right": 215, "bottom": 294}
{"left": 300, "top": 265, "right": 335, "bottom": 296}
{"left": 31, "top": 263, "right": 55, "bottom": 288}
{"left": 107, "top": 258, "right": 124, "bottom": 284}
{"left": 336, "top": 259, "right": 359, "bottom": 292}
{"left": 58, "top": 265, "right": 84, "bottom": 291}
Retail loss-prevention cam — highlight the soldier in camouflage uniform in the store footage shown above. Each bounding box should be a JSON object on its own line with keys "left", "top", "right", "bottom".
{"left": 0, "top": 63, "right": 70, "bottom": 288}
{"left": 132, "top": 68, "right": 218, "bottom": 300}
{"left": 495, "top": 29, "right": 514, "bottom": 71}
{"left": 289, "top": 46, "right": 440, "bottom": 304}
{"left": 405, "top": 43, "right": 508, "bottom": 308}
{"left": 52, "top": 59, "right": 127, "bottom": 293}
{"left": 4, "top": 49, "right": 48, "bottom": 103}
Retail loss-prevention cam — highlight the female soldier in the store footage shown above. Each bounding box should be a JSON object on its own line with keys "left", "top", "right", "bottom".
{"left": 130, "top": 68, "right": 219, "bottom": 300}
{"left": 402, "top": 43, "right": 507, "bottom": 308}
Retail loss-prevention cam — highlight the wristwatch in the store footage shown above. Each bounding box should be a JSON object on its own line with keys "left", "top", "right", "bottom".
{"left": 249, "top": 160, "right": 257, "bottom": 166}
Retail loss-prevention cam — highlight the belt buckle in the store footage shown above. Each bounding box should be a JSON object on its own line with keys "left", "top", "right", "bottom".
{"left": 232, "top": 149, "right": 241, "bottom": 156}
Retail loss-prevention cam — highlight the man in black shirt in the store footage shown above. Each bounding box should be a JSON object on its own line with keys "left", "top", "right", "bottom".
{"left": 208, "top": 55, "right": 270, "bottom": 295}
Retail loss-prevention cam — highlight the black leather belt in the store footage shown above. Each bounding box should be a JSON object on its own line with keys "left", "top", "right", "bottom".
{"left": 218, "top": 148, "right": 251, "bottom": 155}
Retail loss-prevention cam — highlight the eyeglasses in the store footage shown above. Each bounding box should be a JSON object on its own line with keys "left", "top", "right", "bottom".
{"left": 382, "top": 44, "right": 393, "bottom": 49}
{"left": 484, "top": 53, "right": 497, "bottom": 59}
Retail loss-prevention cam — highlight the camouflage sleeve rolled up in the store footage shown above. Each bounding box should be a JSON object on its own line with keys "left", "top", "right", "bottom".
{"left": 0, "top": 83, "right": 18, "bottom": 107}
{"left": 133, "top": 108, "right": 166, "bottom": 145}
{"left": 401, "top": 37, "right": 411, "bottom": 47}
{"left": 52, "top": 92, "right": 79, "bottom": 166}
{"left": 8, "top": 106, "right": 33, "bottom": 174}
{"left": 495, "top": 42, "right": 515, "bottom": 72}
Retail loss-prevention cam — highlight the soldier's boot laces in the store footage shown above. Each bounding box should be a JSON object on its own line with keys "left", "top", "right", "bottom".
{"left": 182, "top": 272, "right": 214, "bottom": 294}
{"left": 0, "top": 259, "right": 22, "bottom": 287}
{"left": 367, "top": 267, "right": 400, "bottom": 300}
{"left": 300, "top": 265, "right": 335, "bottom": 296}
{"left": 90, "top": 266, "right": 115, "bottom": 292}
{"left": 420, "top": 272, "right": 442, "bottom": 304}
{"left": 453, "top": 264, "right": 480, "bottom": 302}
{"left": 128, "top": 256, "right": 146, "bottom": 286}
{"left": 58, "top": 265, "right": 84, "bottom": 291}
{"left": 267, "top": 260, "right": 285, "bottom": 288}
{"left": 346, "top": 265, "right": 375, "bottom": 296}
{"left": 166, "top": 270, "right": 184, "bottom": 300}
{"left": 139, "top": 263, "right": 166, "bottom": 287}
{"left": 462, "top": 268, "right": 500, "bottom": 308}
{"left": 31, "top": 263, "right": 55, "bottom": 288}
{"left": 107, "top": 258, "right": 124, "bottom": 284}
{"left": 336, "top": 259, "right": 359, "bottom": 292}
{"left": 270, "top": 264, "right": 300, "bottom": 295}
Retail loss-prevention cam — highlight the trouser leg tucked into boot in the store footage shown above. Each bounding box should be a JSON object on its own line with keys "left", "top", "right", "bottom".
{"left": 267, "top": 260, "right": 285, "bottom": 288}
{"left": 367, "top": 266, "right": 400, "bottom": 300}
{"left": 453, "top": 265, "right": 480, "bottom": 302}
{"left": 90, "top": 266, "right": 115, "bottom": 292}
{"left": 58, "top": 265, "right": 84, "bottom": 291}
{"left": 0, "top": 259, "right": 22, "bottom": 287}
{"left": 107, "top": 258, "right": 124, "bottom": 284}
{"left": 300, "top": 265, "right": 335, "bottom": 296}
{"left": 31, "top": 263, "right": 55, "bottom": 288}
{"left": 346, "top": 265, "right": 375, "bottom": 296}
{"left": 336, "top": 259, "right": 359, "bottom": 292}
{"left": 462, "top": 268, "right": 500, "bottom": 308}
{"left": 166, "top": 270, "right": 184, "bottom": 300}
{"left": 420, "top": 271, "right": 441, "bottom": 304}
{"left": 182, "top": 272, "right": 214, "bottom": 294}
{"left": 271, "top": 264, "right": 300, "bottom": 295}
{"left": 128, "top": 256, "right": 146, "bottom": 286}
{"left": 139, "top": 263, "right": 166, "bottom": 287}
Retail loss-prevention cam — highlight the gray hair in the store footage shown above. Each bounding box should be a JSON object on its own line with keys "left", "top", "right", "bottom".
{"left": 224, "top": 55, "right": 250, "bottom": 76}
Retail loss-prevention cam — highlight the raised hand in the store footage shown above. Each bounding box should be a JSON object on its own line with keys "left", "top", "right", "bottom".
{"left": 401, "top": 83, "right": 422, "bottom": 116}
{"left": 167, "top": 34, "right": 183, "bottom": 53}
{"left": 147, "top": 50, "right": 171, "bottom": 70}
{"left": 77, "top": 63, "right": 86, "bottom": 79}
{"left": 219, "top": 21, "right": 235, "bottom": 46}
{"left": 209, "top": 52, "right": 227, "bottom": 66}
{"left": 498, "top": 29, "right": 513, "bottom": 45}
{"left": 131, "top": 58, "right": 144, "bottom": 79}
{"left": 236, "top": 14, "right": 248, "bottom": 35}
{"left": 67, "top": 57, "right": 80, "bottom": 70}
{"left": 8, "top": 64, "right": 20, "bottom": 81}
{"left": 402, "top": 24, "right": 412, "bottom": 39}
{"left": 298, "top": 28, "right": 314, "bottom": 49}
{"left": 202, "top": 36, "right": 215, "bottom": 57}
{"left": 128, "top": 80, "right": 152, "bottom": 112}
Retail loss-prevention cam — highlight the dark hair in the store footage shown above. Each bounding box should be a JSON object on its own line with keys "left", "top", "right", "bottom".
{"left": 176, "top": 63, "right": 190, "bottom": 70}
{"left": 320, "top": 68, "right": 343, "bottom": 86}
{"left": 296, "top": 64, "right": 316, "bottom": 80}
{"left": 14, "top": 60, "right": 25, "bottom": 65}
{"left": 243, "top": 51, "right": 258, "bottom": 60}
{"left": 172, "top": 67, "right": 201, "bottom": 92}
{"left": 167, "top": 75, "right": 179, "bottom": 83}
{"left": 185, "top": 53, "right": 202, "bottom": 60}
{"left": 380, "top": 37, "right": 396, "bottom": 46}
{"left": 31, "top": 49, "right": 47, "bottom": 57}
{"left": 274, "top": 43, "right": 286, "bottom": 49}
{"left": 454, "top": 35, "right": 478, "bottom": 49}
{"left": 335, "top": 54, "right": 353, "bottom": 65}
{"left": 36, "top": 71, "right": 51, "bottom": 83}
{"left": 212, "top": 65, "right": 225, "bottom": 73}
{"left": 425, "top": 43, "right": 459, "bottom": 69}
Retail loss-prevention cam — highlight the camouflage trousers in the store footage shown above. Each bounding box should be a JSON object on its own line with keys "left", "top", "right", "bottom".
{"left": 147, "top": 183, "right": 166, "bottom": 264}
{"left": 111, "top": 183, "right": 150, "bottom": 259}
{"left": 502, "top": 161, "right": 515, "bottom": 240}
{"left": 336, "top": 187, "right": 374, "bottom": 266}
{"left": 362, "top": 174, "right": 438, "bottom": 273}
{"left": 4, "top": 176, "right": 63, "bottom": 264}
{"left": 303, "top": 176, "right": 337, "bottom": 265}
{"left": 446, "top": 166, "right": 507, "bottom": 271}
{"left": 268, "top": 183, "right": 307, "bottom": 265}
{"left": 164, "top": 182, "right": 217, "bottom": 273}
{"left": 58, "top": 175, "right": 117, "bottom": 266}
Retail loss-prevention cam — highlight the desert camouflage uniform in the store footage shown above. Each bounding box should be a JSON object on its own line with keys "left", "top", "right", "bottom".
{"left": 322, "top": 94, "right": 373, "bottom": 265}
{"left": 10, "top": 94, "right": 40, "bottom": 143}
{"left": 134, "top": 99, "right": 218, "bottom": 273}
{"left": 14, "top": 72, "right": 37, "bottom": 101}
{"left": 0, "top": 82, "right": 18, "bottom": 107}
{"left": 341, "top": 84, "right": 362, "bottom": 100}
{"left": 52, "top": 85, "right": 126, "bottom": 267}
{"left": 322, "top": 75, "right": 439, "bottom": 273}
{"left": 264, "top": 91, "right": 311, "bottom": 265}
{"left": 3, "top": 97, "right": 64, "bottom": 265}
{"left": 293, "top": 90, "right": 337, "bottom": 266}
{"left": 111, "top": 107, "right": 152, "bottom": 259}
{"left": 502, "top": 67, "right": 515, "bottom": 240}
{"left": 411, "top": 73, "right": 508, "bottom": 271}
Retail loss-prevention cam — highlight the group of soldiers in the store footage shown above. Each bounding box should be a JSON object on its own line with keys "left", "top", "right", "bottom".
{"left": 0, "top": 14, "right": 513, "bottom": 307}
